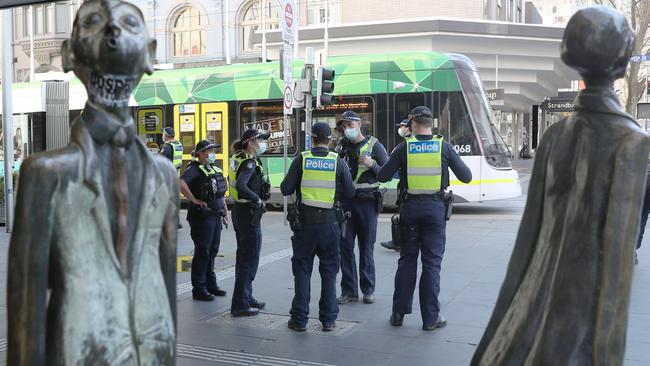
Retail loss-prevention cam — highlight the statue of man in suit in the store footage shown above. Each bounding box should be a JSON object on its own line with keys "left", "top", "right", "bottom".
{"left": 471, "top": 6, "right": 649, "bottom": 365}
{"left": 7, "top": 0, "right": 178, "bottom": 364}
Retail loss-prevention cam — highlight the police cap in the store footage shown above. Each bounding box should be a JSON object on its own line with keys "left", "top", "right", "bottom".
{"left": 312, "top": 122, "right": 332, "bottom": 139}
{"left": 162, "top": 127, "right": 175, "bottom": 137}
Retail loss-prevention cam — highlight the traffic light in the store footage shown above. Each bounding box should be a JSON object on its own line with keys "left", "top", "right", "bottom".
{"left": 316, "top": 66, "right": 335, "bottom": 108}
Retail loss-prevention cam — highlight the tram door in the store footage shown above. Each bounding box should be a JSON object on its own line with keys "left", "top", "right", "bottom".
{"left": 173, "top": 102, "right": 229, "bottom": 177}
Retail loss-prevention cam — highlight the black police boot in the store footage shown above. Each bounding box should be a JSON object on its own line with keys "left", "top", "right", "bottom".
{"left": 422, "top": 315, "right": 447, "bottom": 331}
{"left": 231, "top": 307, "right": 259, "bottom": 317}
{"left": 390, "top": 313, "right": 404, "bottom": 326}
{"left": 192, "top": 291, "right": 215, "bottom": 302}
{"left": 288, "top": 318, "right": 307, "bottom": 332}
{"left": 207, "top": 287, "right": 227, "bottom": 297}
{"left": 322, "top": 322, "right": 336, "bottom": 332}
{"left": 380, "top": 241, "right": 400, "bottom": 252}
{"left": 250, "top": 298, "right": 266, "bottom": 310}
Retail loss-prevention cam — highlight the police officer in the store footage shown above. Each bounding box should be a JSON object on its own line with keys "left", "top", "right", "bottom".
{"left": 159, "top": 127, "right": 183, "bottom": 170}
{"left": 179, "top": 140, "right": 229, "bottom": 301}
{"left": 336, "top": 111, "right": 389, "bottom": 305}
{"left": 381, "top": 119, "right": 412, "bottom": 252}
{"left": 280, "top": 123, "right": 355, "bottom": 332}
{"left": 378, "top": 106, "right": 472, "bottom": 330}
{"left": 229, "top": 129, "right": 272, "bottom": 317}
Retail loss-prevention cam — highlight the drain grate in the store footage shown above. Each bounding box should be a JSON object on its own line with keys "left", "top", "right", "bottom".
{"left": 206, "top": 311, "right": 361, "bottom": 337}
{"left": 177, "top": 343, "right": 335, "bottom": 366}
{"left": 0, "top": 339, "right": 6, "bottom": 352}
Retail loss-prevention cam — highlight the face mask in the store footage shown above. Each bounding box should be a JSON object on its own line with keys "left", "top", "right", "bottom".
{"left": 207, "top": 153, "right": 216, "bottom": 164}
{"left": 398, "top": 129, "right": 411, "bottom": 137}
{"left": 256, "top": 141, "right": 267, "bottom": 155}
{"left": 344, "top": 127, "right": 360, "bottom": 140}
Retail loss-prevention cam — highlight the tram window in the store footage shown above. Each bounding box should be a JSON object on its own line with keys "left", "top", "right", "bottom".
{"left": 456, "top": 69, "right": 511, "bottom": 167}
{"left": 239, "top": 100, "right": 298, "bottom": 155}
{"left": 435, "top": 91, "right": 480, "bottom": 156}
{"left": 313, "top": 96, "right": 375, "bottom": 148}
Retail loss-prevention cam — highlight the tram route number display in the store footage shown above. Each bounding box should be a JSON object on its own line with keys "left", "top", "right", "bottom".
{"left": 453, "top": 145, "right": 473, "bottom": 155}
{"left": 244, "top": 119, "right": 293, "bottom": 150}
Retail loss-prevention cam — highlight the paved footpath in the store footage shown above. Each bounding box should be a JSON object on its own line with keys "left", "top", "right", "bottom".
{"left": 0, "top": 161, "right": 648, "bottom": 365}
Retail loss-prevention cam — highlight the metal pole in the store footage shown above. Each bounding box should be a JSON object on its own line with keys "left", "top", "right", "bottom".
{"left": 225, "top": 0, "right": 231, "bottom": 64}
{"left": 293, "top": 0, "right": 299, "bottom": 59}
{"left": 283, "top": 114, "right": 288, "bottom": 225}
{"left": 305, "top": 48, "right": 314, "bottom": 150}
{"left": 29, "top": 6, "right": 34, "bottom": 82}
{"left": 495, "top": 54, "right": 499, "bottom": 89}
{"left": 324, "top": 0, "right": 329, "bottom": 65}
{"left": 261, "top": 0, "right": 267, "bottom": 62}
{"left": 3, "top": 9, "right": 15, "bottom": 232}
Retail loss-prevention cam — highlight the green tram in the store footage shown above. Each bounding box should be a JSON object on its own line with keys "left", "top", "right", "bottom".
{"left": 11, "top": 51, "right": 520, "bottom": 204}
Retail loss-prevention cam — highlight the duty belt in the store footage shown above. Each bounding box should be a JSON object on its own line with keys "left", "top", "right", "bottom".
{"left": 405, "top": 193, "right": 443, "bottom": 201}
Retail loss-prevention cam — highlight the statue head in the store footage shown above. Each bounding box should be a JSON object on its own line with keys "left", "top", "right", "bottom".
{"left": 62, "top": 0, "right": 156, "bottom": 108}
{"left": 561, "top": 6, "right": 635, "bottom": 85}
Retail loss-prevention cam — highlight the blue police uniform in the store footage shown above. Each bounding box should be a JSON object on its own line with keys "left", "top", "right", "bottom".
{"left": 181, "top": 161, "right": 227, "bottom": 299}
{"left": 378, "top": 133, "right": 471, "bottom": 328}
{"left": 337, "top": 135, "right": 388, "bottom": 302}
{"left": 230, "top": 150, "right": 269, "bottom": 315}
{"left": 280, "top": 144, "right": 355, "bottom": 330}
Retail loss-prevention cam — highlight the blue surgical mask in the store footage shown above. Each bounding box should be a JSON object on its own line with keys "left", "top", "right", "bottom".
{"left": 255, "top": 141, "right": 267, "bottom": 155}
{"left": 344, "top": 127, "right": 360, "bottom": 140}
{"left": 207, "top": 153, "right": 216, "bottom": 164}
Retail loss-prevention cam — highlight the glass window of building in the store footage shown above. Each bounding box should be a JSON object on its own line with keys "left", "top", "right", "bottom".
{"left": 55, "top": 3, "right": 69, "bottom": 34}
{"left": 34, "top": 5, "right": 44, "bottom": 35}
{"left": 171, "top": 6, "right": 206, "bottom": 57}
{"left": 240, "top": 0, "right": 280, "bottom": 52}
{"left": 46, "top": 4, "right": 54, "bottom": 34}
{"left": 306, "top": 0, "right": 341, "bottom": 25}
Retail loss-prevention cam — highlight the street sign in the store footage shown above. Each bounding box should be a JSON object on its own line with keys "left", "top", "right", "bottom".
{"left": 284, "top": 84, "right": 294, "bottom": 114}
{"left": 630, "top": 54, "right": 650, "bottom": 63}
{"left": 0, "top": 0, "right": 53, "bottom": 8}
{"left": 280, "top": 0, "right": 295, "bottom": 115}
{"left": 638, "top": 103, "right": 650, "bottom": 119}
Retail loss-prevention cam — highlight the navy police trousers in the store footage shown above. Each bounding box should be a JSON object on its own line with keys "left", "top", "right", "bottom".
{"left": 231, "top": 203, "right": 262, "bottom": 310}
{"left": 189, "top": 214, "right": 222, "bottom": 295}
{"left": 393, "top": 199, "right": 446, "bottom": 325}
{"left": 340, "top": 197, "right": 378, "bottom": 297}
{"left": 290, "top": 223, "right": 341, "bottom": 327}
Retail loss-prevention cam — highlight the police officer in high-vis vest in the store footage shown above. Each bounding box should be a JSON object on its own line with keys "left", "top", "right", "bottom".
{"left": 229, "top": 129, "right": 272, "bottom": 317}
{"left": 280, "top": 123, "right": 355, "bottom": 332}
{"left": 159, "top": 127, "right": 183, "bottom": 170}
{"left": 179, "top": 140, "right": 229, "bottom": 301}
{"left": 378, "top": 106, "right": 472, "bottom": 330}
{"left": 336, "top": 111, "right": 389, "bottom": 305}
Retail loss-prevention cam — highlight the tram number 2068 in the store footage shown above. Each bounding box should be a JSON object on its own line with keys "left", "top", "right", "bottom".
{"left": 453, "top": 145, "right": 473, "bottom": 155}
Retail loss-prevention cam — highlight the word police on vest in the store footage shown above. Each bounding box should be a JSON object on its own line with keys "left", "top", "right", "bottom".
{"left": 305, "top": 158, "right": 336, "bottom": 171}
{"left": 408, "top": 141, "right": 440, "bottom": 154}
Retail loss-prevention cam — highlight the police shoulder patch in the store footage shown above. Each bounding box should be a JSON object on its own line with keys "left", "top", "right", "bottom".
{"left": 246, "top": 161, "right": 254, "bottom": 169}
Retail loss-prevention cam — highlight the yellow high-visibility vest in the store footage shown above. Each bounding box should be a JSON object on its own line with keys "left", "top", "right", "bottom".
{"left": 406, "top": 135, "right": 443, "bottom": 194}
{"left": 228, "top": 152, "right": 262, "bottom": 202}
{"left": 300, "top": 151, "right": 338, "bottom": 209}
{"left": 354, "top": 136, "right": 379, "bottom": 189}
{"left": 169, "top": 141, "right": 183, "bottom": 169}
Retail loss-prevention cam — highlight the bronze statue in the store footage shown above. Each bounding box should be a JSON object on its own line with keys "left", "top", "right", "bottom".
{"left": 471, "top": 6, "right": 649, "bottom": 366}
{"left": 7, "top": 0, "right": 178, "bottom": 364}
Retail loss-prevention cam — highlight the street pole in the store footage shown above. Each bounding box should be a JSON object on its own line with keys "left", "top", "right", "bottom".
{"left": 324, "top": 0, "right": 329, "bottom": 65}
{"left": 304, "top": 47, "right": 314, "bottom": 150}
{"left": 3, "top": 9, "right": 15, "bottom": 232}
{"left": 495, "top": 54, "right": 499, "bottom": 89}
{"left": 225, "top": 0, "right": 231, "bottom": 64}
{"left": 261, "top": 0, "right": 267, "bottom": 62}
{"left": 29, "top": 5, "right": 34, "bottom": 82}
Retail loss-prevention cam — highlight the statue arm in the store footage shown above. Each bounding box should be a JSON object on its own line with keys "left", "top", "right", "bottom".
{"left": 159, "top": 163, "right": 179, "bottom": 327}
{"left": 594, "top": 132, "right": 650, "bottom": 360}
{"left": 7, "top": 156, "right": 57, "bottom": 366}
